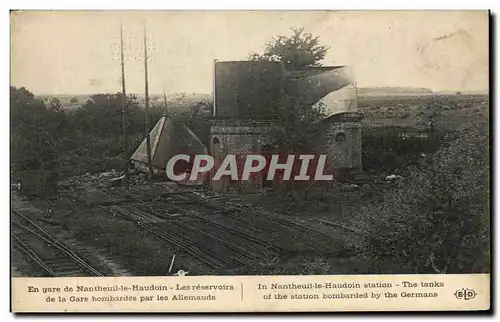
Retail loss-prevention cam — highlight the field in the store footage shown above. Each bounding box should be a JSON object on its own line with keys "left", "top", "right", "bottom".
{"left": 11, "top": 93, "right": 489, "bottom": 277}
{"left": 37, "top": 93, "right": 212, "bottom": 114}
{"left": 358, "top": 93, "right": 488, "bottom": 130}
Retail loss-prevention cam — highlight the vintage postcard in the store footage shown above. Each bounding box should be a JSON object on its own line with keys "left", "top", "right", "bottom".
{"left": 10, "top": 10, "right": 490, "bottom": 312}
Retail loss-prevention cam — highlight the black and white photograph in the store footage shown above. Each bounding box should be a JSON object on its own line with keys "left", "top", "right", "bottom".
{"left": 10, "top": 10, "right": 490, "bottom": 283}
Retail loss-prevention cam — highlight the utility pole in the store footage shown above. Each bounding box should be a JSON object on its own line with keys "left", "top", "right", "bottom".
{"left": 143, "top": 22, "right": 154, "bottom": 187}
{"left": 119, "top": 22, "right": 129, "bottom": 188}
{"left": 352, "top": 81, "right": 359, "bottom": 112}
{"left": 212, "top": 59, "right": 217, "bottom": 118}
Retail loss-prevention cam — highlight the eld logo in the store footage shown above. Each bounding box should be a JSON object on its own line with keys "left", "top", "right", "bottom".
{"left": 454, "top": 288, "right": 477, "bottom": 300}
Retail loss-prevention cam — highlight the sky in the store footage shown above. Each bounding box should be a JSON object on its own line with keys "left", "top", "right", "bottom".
{"left": 10, "top": 10, "right": 489, "bottom": 95}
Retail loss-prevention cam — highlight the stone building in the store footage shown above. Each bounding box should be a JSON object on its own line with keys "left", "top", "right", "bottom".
{"left": 210, "top": 60, "right": 362, "bottom": 192}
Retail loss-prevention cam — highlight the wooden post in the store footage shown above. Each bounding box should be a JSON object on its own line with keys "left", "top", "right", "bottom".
{"left": 120, "top": 22, "right": 129, "bottom": 188}
{"left": 143, "top": 22, "right": 154, "bottom": 187}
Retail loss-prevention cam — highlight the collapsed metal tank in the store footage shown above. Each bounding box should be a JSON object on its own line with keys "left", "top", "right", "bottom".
{"left": 213, "top": 60, "right": 358, "bottom": 119}
{"left": 210, "top": 61, "right": 362, "bottom": 193}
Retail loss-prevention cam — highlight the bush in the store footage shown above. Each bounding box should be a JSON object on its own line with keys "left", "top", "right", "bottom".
{"left": 362, "top": 125, "right": 443, "bottom": 173}
{"left": 353, "top": 119, "right": 489, "bottom": 273}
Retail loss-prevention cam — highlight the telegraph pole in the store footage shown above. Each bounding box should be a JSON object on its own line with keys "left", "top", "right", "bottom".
{"left": 212, "top": 59, "right": 217, "bottom": 117}
{"left": 119, "top": 22, "right": 129, "bottom": 187}
{"left": 143, "top": 22, "right": 154, "bottom": 187}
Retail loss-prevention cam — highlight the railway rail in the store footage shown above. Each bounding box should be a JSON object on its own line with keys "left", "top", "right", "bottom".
{"left": 103, "top": 190, "right": 283, "bottom": 268}
{"left": 11, "top": 208, "right": 103, "bottom": 277}
{"left": 101, "top": 187, "right": 349, "bottom": 269}
{"left": 101, "top": 205, "right": 227, "bottom": 268}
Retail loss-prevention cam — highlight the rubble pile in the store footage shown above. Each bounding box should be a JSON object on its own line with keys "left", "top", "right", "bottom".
{"left": 61, "top": 169, "right": 118, "bottom": 188}
{"left": 60, "top": 169, "right": 150, "bottom": 189}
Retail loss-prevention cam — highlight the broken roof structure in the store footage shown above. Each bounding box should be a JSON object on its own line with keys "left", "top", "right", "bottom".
{"left": 130, "top": 116, "right": 207, "bottom": 172}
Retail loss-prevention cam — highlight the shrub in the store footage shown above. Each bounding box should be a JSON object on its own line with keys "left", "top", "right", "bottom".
{"left": 353, "top": 118, "right": 489, "bottom": 273}
{"left": 361, "top": 125, "right": 443, "bottom": 173}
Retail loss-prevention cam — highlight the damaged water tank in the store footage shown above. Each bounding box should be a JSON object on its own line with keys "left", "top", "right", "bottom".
{"left": 213, "top": 61, "right": 284, "bottom": 119}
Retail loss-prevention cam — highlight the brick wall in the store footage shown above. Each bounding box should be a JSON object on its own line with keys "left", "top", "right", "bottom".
{"left": 210, "top": 120, "right": 276, "bottom": 193}
{"left": 209, "top": 118, "right": 362, "bottom": 192}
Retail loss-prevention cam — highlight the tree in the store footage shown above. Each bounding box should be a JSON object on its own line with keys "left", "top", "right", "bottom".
{"left": 60, "top": 93, "right": 152, "bottom": 176}
{"left": 248, "top": 28, "right": 330, "bottom": 153}
{"left": 49, "top": 97, "right": 63, "bottom": 112}
{"left": 75, "top": 93, "right": 144, "bottom": 137}
{"left": 249, "top": 27, "right": 330, "bottom": 69}
{"left": 265, "top": 93, "right": 327, "bottom": 153}
{"left": 10, "top": 87, "right": 63, "bottom": 195}
{"left": 10, "top": 86, "right": 46, "bottom": 131}
{"left": 70, "top": 97, "right": 78, "bottom": 104}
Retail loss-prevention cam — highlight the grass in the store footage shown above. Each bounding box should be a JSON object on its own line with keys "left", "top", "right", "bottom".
{"left": 66, "top": 204, "right": 214, "bottom": 276}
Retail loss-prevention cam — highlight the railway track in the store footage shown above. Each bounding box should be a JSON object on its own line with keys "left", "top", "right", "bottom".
{"left": 102, "top": 205, "right": 226, "bottom": 269}
{"left": 109, "top": 190, "right": 283, "bottom": 256}
{"left": 106, "top": 192, "right": 339, "bottom": 268}
{"left": 11, "top": 209, "right": 104, "bottom": 277}
{"left": 89, "top": 186, "right": 351, "bottom": 272}
{"left": 103, "top": 190, "right": 282, "bottom": 268}
{"left": 107, "top": 187, "right": 348, "bottom": 253}
{"left": 171, "top": 191, "right": 348, "bottom": 253}
{"left": 103, "top": 204, "right": 261, "bottom": 269}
